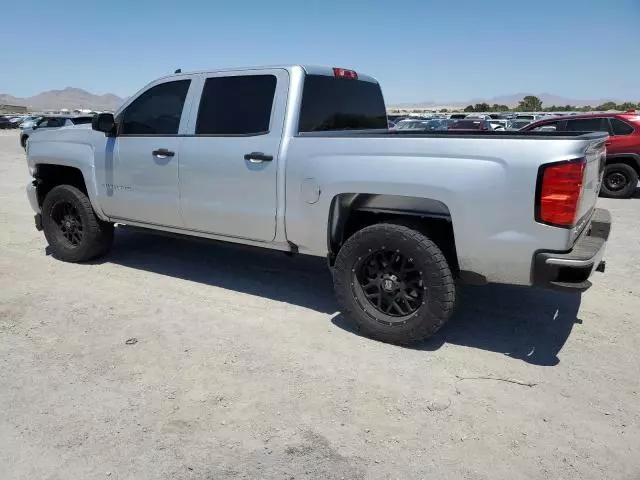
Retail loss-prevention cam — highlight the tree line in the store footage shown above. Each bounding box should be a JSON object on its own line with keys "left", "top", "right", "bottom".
{"left": 437, "top": 96, "right": 640, "bottom": 113}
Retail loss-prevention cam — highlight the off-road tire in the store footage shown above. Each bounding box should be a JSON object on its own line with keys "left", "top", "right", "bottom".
{"left": 600, "top": 162, "right": 638, "bottom": 199}
{"left": 333, "top": 223, "right": 456, "bottom": 345}
{"left": 42, "top": 185, "right": 114, "bottom": 262}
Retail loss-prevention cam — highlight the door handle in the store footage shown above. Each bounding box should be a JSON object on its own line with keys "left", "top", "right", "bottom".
{"left": 244, "top": 152, "right": 273, "bottom": 163}
{"left": 152, "top": 148, "right": 175, "bottom": 157}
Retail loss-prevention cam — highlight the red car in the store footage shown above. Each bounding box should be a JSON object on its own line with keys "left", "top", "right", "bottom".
{"left": 521, "top": 112, "right": 640, "bottom": 198}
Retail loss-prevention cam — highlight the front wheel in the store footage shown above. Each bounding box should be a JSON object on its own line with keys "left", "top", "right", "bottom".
{"left": 333, "top": 223, "right": 456, "bottom": 345}
{"left": 600, "top": 162, "right": 638, "bottom": 199}
{"left": 42, "top": 185, "right": 114, "bottom": 262}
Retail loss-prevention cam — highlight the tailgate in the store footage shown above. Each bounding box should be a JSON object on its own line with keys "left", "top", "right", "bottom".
{"left": 571, "top": 137, "right": 607, "bottom": 244}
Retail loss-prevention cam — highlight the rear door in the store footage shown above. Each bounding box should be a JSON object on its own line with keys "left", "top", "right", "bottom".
{"left": 178, "top": 69, "right": 288, "bottom": 241}
{"left": 605, "top": 117, "right": 638, "bottom": 155}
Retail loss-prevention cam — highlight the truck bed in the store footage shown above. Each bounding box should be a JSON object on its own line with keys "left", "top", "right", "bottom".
{"left": 299, "top": 130, "right": 609, "bottom": 141}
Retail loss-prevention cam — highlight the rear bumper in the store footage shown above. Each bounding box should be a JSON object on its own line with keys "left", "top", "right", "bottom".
{"left": 532, "top": 208, "right": 611, "bottom": 292}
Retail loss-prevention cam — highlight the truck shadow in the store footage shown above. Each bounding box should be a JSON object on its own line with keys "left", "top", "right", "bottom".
{"left": 99, "top": 229, "right": 580, "bottom": 366}
{"left": 332, "top": 284, "right": 581, "bottom": 366}
{"left": 410, "top": 285, "right": 580, "bottom": 366}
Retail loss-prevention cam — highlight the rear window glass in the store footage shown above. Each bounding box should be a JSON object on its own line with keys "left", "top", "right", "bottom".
{"left": 610, "top": 118, "right": 634, "bottom": 135}
{"left": 298, "top": 75, "right": 387, "bottom": 132}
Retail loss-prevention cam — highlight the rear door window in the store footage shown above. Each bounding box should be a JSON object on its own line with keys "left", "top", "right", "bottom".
{"left": 299, "top": 75, "right": 387, "bottom": 132}
{"left": 195, "top": 75, "right": 277, "bottom": 135}
{"left": 564, "top": 117, "right": 608, "bottom": 132}
{"left": 120, "top": 80, "right": 191, "bottom": 135}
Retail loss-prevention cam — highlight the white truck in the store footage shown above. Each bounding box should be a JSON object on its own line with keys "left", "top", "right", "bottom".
{"left": 25, "top": 65, "right": 611, "bottom": 345}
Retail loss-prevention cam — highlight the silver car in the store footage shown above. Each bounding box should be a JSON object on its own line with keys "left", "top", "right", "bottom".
{"left": 20, "top": 116, "right": 93, "bottom": 149}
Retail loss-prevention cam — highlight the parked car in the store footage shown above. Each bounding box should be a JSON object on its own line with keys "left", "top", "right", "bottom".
{"left": 449, "top": 113, "right": 467, "bottom": 120}
{"left": 25, "top": 64, "right": 611, "bottom": 345}
{"left": 0, "top": 116, "right": 12, "bottom": 129}
{"left": 429, "top": 119, "right": 456, "bottom": 130}
{"left": 521, "top": 112, "right": 640, "bottom": 198}
{"left": 19, "top": 116, "right": 41, "bottom": 129}
{"left": 509, "top": 119, "right": 533, "bottom": 130}
{"left": 4, "top": 116, "right": 24, "bottom": 129}
{"left": 516, "top": 114, "right": 546, "bottom": 122}
{"left": 20, "top": 115, "right": 94, "bottom": 149}
{"left": 448, "top": 119, "right": 493, "bottom": 131}
{"left": 488, "top": 119, "right": 509, "bottom": 131}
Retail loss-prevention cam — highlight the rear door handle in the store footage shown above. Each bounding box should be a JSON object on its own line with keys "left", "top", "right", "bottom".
{"left": 152, "top": 148, "right": 175, "bottom": 157}
{"left": 244, "top": 152, "right": 273, "bottom": 163}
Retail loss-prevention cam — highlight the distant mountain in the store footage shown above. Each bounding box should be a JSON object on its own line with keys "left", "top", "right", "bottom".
{"left": 0, "top": 87, "right": 124, "bottom": 111}
{"left": 391, "top": 93, "right": 626, "bottom": 109}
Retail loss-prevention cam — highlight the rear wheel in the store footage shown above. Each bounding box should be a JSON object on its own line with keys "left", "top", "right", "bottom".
{"left": 21, "top": 135, "right": 28, "bottom": 149}
{"left": 333, "top": 223, "right": 456, "bottom": 345}
{"left": 42, "top": 185, "right": 113, "bottom": 262}
{"left": 600, "top": 162, "right": 638, "bottom": 199}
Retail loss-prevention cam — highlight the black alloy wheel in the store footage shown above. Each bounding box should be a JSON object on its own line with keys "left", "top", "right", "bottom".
{"left": 355, "top": 249, "right": 424, "bottom": 320}
{"left": 333, "top": 223, "right": 456, "bottom": 345}
{"left": 50, "top": 200, "right": 84, "bottom": 247}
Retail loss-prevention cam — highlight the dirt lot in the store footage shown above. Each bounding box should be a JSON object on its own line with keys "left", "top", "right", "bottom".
{"left": 0, "top": 129, "right": 639, "bottom": 480}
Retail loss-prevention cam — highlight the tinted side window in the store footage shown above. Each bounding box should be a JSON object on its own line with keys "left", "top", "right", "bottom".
{"left": 299, "top": 75, "right": 387, "bottom": 132}
{"left": 121, "top": 80, "right": 190, "bottom": 135}
{"left": 71, "top": 117, "right": 93, "bottom": 125}
{"left": 565, "top": 118, "right": 607, "bottom": 132}
{"left": 610, "top": 118, "right": 634, "bottom": 135}
{"left": 196, "top": 75, "right": 276, "bottom": 135}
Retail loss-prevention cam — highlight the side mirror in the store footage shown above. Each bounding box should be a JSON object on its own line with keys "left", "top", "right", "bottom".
{"left": 92, "top": 113, "right": 116, "bottom": 136}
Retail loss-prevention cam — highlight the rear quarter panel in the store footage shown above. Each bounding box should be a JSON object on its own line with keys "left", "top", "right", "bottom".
{"left": 284, "top": 135, "right": 597, "bottom": 285}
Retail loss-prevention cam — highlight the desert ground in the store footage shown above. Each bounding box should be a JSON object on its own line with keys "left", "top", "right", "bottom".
{"left": 1, "top": 129, "right": 639, "bottom": 480}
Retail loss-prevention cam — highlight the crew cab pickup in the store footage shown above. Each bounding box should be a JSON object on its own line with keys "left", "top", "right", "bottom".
{"left": 25, "top": 65, "right": 612, "bottom": 345}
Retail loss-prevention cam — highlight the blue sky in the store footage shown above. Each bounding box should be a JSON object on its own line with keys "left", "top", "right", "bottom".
{"left": 1, "top": 0, "right": 639, "bottom": 103}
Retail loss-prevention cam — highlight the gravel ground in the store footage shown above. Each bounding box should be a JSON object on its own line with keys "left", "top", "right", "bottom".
{"left": 1, "top": 129, "right": 639, "bottom": 480}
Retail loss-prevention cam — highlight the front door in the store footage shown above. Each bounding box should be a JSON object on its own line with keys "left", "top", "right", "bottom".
{"left": 97, "top": 78, "right": 194, "bottom": 227}
{"left": 178, "top": 69, "right": 288, "bottom": 242}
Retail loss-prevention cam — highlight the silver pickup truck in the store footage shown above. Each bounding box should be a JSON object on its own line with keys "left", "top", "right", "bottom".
{"left": 25, "top": 65, "right": 612, "bottom": 345}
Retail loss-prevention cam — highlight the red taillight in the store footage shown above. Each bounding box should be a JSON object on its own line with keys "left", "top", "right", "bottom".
{"left": 333, "top": 67, "right": 358, "bottom": 79}
{"left": 536, "top": 159, "right": 586, "bottom": 227}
